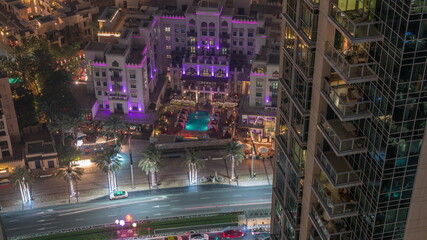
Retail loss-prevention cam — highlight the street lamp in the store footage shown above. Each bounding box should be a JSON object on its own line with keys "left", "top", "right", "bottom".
{"left": 129, "top": 136, "right": 135, "bottom": 189}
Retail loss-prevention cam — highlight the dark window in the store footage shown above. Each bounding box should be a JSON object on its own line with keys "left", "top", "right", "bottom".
{"left": 112, "top": 61, "right": 119, "bottom": 67}
{"left": 248, "top": 42, "right": 253, "bottom": 46}
{"left": 103, "top": 82, "right": 107, "bottom": 86}
{"left": 248, "top": 32, "right": 254, "bottom": 37}
{"left": 102, "top": 72, "right": 106, "bottom": 77}
{"left": 97, "top": 91, "right": 102, "bottom": 95}
{"left": 96, "top": 81, "right": 101, "bottom": 86}
{"left": 95, "top": 71, "right": 99, "bottom": 76}
{"left": 132, "top": 106, "right": 138, "bottom": 111}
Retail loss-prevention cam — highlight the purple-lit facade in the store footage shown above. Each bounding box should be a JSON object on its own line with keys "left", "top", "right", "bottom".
{"left": 154, "top": 0, "right": 267, "bottom": 102}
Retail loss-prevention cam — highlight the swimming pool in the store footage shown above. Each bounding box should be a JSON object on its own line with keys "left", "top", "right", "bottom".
{"left": 185, "top": 111, "right": 210, "bottom": 131}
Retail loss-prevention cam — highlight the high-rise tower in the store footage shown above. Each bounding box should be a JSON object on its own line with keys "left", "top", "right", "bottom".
{"left": 272, "top": 0, "right": 427, "bottom": 239}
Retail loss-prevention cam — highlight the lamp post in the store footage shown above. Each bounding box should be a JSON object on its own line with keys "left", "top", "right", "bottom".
{"left": 129, "top": 136, "right": 135, "bottom": 189}
{"left": 250, "top": 131, "right": 256, "bottom": 179}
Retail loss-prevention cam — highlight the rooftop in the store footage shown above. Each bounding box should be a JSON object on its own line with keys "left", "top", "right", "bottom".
{"left": 99, "top": 7, "right": 119, "bottom": 21}
{"left": 11, "top": 2, "right": 27, "bottom": 10}
{"left": 70, "top": 84, "right": 97, "bottom": 110}
{"left": 127, "top": 47, "right": 145, "bottom": 65}
{"left": 239, "top": 96, "right": 276, "bottom": 117}
{"left": 36, "top": 15, "right": 56, "bottom": 24}
{"left": 107, "top": 44, "right": 128, "bottom": 55}
{"left": 85, "top": 41, "right": 109, "bottom": 52}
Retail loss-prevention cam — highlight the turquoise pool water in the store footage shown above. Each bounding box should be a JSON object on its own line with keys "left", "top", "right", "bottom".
{"left": 185, "top": 111, "right": 210, "bottom": 131}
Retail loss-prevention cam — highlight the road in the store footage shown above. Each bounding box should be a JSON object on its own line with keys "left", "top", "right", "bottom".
{"left": 1, "top": 185, "right": 272, "bottom": 238}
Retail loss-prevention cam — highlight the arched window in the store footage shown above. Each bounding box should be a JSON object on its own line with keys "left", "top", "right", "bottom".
{"left": 209, "top": 23, "right": 215, "bottom": 28}
{"left": 215, "top": 69, "right": 225, "bottom": 77}
{"left": 189, "top": 19, "right": 196, "bottom": 26}
{"left": 221, "top": 21, "right": 228, "bottom": 28}
{"left": 201, "top": 68, "right": 211, "bottom": 76}
{"left": 201, "top": 22, "right": 207, "bottom": 28}
{"left": 186, "top": 67, "right": 196, "bottom": 75}
{"left": 112, "top": 61, "right": 119, "bottom": 67}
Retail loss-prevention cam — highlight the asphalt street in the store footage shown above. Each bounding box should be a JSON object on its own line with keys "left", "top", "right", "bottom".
{"left": 1, "top": 185, "right": 272, "bottom": 238}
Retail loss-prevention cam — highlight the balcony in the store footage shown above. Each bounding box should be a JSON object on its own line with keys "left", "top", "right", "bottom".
{"left": 108, "top": 93, "right": 128, "bottom": 100}
{"left": 321, "top": 74, "right": 371, "bottom": 121}
{"left": 112, "top": 85, "right": 122, "bottom": 91}
{"left": 328, "top": 1, "right": 382, "bottom": 43}
{"left": 317, "top": 114, "right": 366, "bottom": 156}
{"left": 312, "top": 177, "right": 358, "bottom": 219}
{"left": 309, "top": 205, "right": 353, "bottom": 240}
{"left": 315, "top": 145, "right": 362, "bottom": 188}
{"left": 324, "top": 42, "right": 377, "bottom": 83}
{"left": 111, "top": 76, "right": 122, "bottom": 82}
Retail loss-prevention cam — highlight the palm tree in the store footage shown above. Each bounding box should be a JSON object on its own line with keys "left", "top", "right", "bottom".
{"left": 55, "top": 164, "right": 83, "bottom": 203}
{"left": 94, "top": 148, "right": 122, "bottom": 194}
{"left": 48, "top": 114, "right": 80, "bottom": 146}
{"left": 139, "top": 144, "right": 161, "bottom": 188}
{"left": 103, "top": 116, "right": 126, "bottom": 143}
{"left": 11, "top": 167, "right": 33, "bottom": 204}
{"left": 184, "top": 148, "right": 204, "bottom": 185}
{"left": 225, "top": 141, "right": 245, "bottom": 181}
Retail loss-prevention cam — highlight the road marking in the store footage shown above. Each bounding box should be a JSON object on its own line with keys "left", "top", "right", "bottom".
{"left": 160, "top": 205, "right": 170, "bottom": 207}
{"left": 37, "top": 226, "right": 57, "bottom": 231}
{"left": 75, "top": 218, "right": 85, "bottom": 221}
{"left": 263, "top": 192, "right": 272, "bottom": 195}
{"left": 170, "top": 199, "right": 180, "bottom": 202}
{"left": 154, "top": 212, "right": 171, "bottom": 216}
{"left": 9, "top": 219, "right": 19, "bottom": 222}
{"left": 59, "top": 198, "right": 164, "bottom": 216}
{"left": 232, "top": 195, "right": 242, "bottom": 197}
{"left": 139, "top": 211, "right": 148, "bottom": 214}
{"left": 200, "top": 197, "right": 210, "bottom": 199}
{"left": 184, "top": 201, "right": 270, "bottom": 210}
{"left": 36, "top": 218, "right": 55, "bottom": 223}
{"left": 153, "top": 205, "right": 160, "bottom": 208}
{"left": 7, "top": 228, "right": 19, "bottom": 231}
{"left": 41, "top": 223, "right": 54, "bottom": 226}
{"left": 107, "top": 214, "right": 117, "bottom": 217}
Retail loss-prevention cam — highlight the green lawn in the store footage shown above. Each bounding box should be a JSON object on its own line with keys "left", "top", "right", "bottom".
{"left": 28, "top": 213, "right": 240, "bottom": 240}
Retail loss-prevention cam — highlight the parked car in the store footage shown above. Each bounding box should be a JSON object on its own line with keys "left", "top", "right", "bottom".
{"left": 190, "top": 233, "right": 209, "bottom": 240}
{"left": 164, "top": 236, "right": 182, "bottom": 240}
{"left": 109, "top": 191, "right": 128, "bottom": 200}
{"left": 222, "top": 229, "right": 244, "bottom": 239}
{"left": 251, "top": 228, "right": 268, "bottom": 235}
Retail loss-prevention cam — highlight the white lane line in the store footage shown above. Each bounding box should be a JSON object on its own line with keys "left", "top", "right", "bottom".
{"left": 41, "top": 223, "right": 54, "bottom": 226}
{"left": 263, "top": 192, "right": 272, "bottom": 195}
{"left": 9, "top": 219, "right": 19, "bottom": 222}
{"left": 200, "top": 197, "right": 210, "bottom": 200}
{"left": 59, "top": 198, "right": 164, "bottom": 216}
{"left": 37, "top": 218, "right": 56, "bottom": 223}
{"left": 153, "top": 205, "right": 160, "bottom": 208}
{"left": 232, "top": 195, "right": 242, "bottom": 197}
{"left": 154, "top": 213, "right": 161, "bottom": 216}
{"left": 139, "top": 211, "right": 148, "bottom": 214}
{"left": 107, "top": 214, "right": 117, "bottom": 217}
{"left": 8, "top": 228, "right": 19, "bottom": 231}
{"left": 160, "top": 205, "right": 170, "bottom": 207}
{"left": 37, "top": 226, "right": 57, "bottom": 231}
{"left": 75, "top": 218, "right": 85, "bottom": 221}
{"left": 170, "top": 199, "right": 180, "bottom": 202}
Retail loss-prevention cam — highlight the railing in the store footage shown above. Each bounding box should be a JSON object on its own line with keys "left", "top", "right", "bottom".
{"left": 322, "top": 77, "right": 371, "bottom": 119}
{"left": 275, "top": 135, "right": 287, "bottom": 153}
{"left": 329, "top": 1, "right": 382, "bottom": 40}
{"left": 318, "top": 114, "right": 366, "bottom": 155}
{"left": 324, "top": 42, "right": 377, "bottom": 83}
{"left": 312, "top": 178, "right": 358, "bottom": 218}
{"left": 111, "top": 76, "right": 122, "bottom": 82}
{"left": 315, "top": 146, "right": 361, "bottom": 187}
{"left": 112, "top": 85, "right": 122, "bottom": 91}
{"left": 310, "top": 206, "right": 353, "bottom": 240}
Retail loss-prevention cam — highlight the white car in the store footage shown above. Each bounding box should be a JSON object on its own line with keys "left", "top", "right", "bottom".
{"left": 189, "top": 233, "right": 209, "bottom": 240}
{"left": 109, "top": 191, "right": 128, "bottom": 200}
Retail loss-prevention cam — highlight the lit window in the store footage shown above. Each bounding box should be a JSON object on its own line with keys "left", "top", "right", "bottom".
{"left": 166, "top": 45, "right": 171, "bottom": 50}
{"left": 131, "top": 83, "right": 137, "bottom": 88}
{"left": 165, "top": 36, "right": 171, "bottom": 41}
{"left": 131, "top": 93, "right": 137, "bottom": 98}
{"left": 165, "top": 27, "right": 171, "bottom": 32}
{"left": 166, "top": 54, "right": 171, "bottom": 59}
{"left": 191, "top": 46, "right": 196, "bottom": 53}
